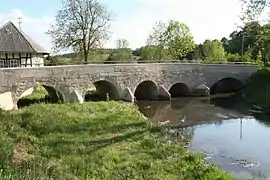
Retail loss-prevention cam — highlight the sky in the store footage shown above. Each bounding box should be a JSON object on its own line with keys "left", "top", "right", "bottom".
{"left": 0, "top": 0, "right": 244, "bottom": 52}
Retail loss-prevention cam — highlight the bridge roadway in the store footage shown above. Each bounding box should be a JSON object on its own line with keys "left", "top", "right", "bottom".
{"left": 0, "top": 63, "right": 258, "bottom": 110}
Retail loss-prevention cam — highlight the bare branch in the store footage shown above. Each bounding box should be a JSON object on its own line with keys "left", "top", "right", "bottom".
{"left": 47, "top": 0, "right": 112, "bottom": 62}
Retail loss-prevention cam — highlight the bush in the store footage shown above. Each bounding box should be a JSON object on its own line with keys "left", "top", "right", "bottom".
{"left": 226, "top": 53, "right": 240, "bottom": 62}
{"left": 245, "top": 68, "right": 270, "bottom": 107}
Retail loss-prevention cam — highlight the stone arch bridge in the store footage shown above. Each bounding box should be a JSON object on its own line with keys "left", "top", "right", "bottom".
{"left": 0, "top": 63, "right": 258, "bottom": 110}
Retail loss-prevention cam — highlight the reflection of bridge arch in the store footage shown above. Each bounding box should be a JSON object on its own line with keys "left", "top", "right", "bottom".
{"left": 134, "top": 80, "right": 159, "bottom": 101}
{"left": 138, "top": 97, "right": 244, "bottom": 128}
{"left": 210, "top": 77, "right": 244, "bottom": 95}
{"left": 169, "top": 83, "right": 191, "bottom": 98}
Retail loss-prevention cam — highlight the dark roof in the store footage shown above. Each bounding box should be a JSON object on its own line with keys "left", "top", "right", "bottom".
{"left": 0, "top": 21, "right": 49, "bottom": 54}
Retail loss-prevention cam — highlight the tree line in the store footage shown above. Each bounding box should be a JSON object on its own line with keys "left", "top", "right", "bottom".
{"left": 46, "top": 0, "right": 270, "bottom": 65}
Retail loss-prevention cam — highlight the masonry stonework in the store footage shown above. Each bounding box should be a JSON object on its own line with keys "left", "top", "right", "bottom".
{"left": 0, "top": 63, "right": 258, "bottom": 110}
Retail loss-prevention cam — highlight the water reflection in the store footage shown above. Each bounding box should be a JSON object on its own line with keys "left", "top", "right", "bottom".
{"left": 136, "top": 96, "right": 270, "bottom": 179}
{"left": 137, "top": 96, "right": 246, "bottom": 128}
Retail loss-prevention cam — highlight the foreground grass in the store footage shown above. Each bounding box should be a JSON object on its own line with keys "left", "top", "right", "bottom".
{"left": 245, "top": 68, "right": 270, "bottom": 109}
{"left": 0, "top": 102, "right": 233, "bottom": 179}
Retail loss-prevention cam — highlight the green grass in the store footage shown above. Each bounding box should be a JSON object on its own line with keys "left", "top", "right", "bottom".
{"left": 245, "top": 68, "right": 270, "bottom": 108}
{"left": 0, "top": 102, "right": 233, "bottom": 180}
{"left": 17, "top": 86, "right": 51, "bottom": 108}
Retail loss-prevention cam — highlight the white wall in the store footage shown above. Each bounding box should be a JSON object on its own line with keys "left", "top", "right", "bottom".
{"left": 0, "top": 53, "right": 45, "bottom": 68}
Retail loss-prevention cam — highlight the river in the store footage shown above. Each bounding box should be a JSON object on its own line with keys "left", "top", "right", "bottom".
{"left": 136, "top": 95, "right": 270, "bottom": 180}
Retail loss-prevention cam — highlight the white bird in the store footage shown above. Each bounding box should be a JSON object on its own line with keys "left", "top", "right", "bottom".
{"left": 145, "top": 106, "right": 151, "bottom": 109}
{"left": 158, "top": 120, "right": 170, "bottom": 126}
{"left": 179, "top": 115, "right": 186, "bottom": 123}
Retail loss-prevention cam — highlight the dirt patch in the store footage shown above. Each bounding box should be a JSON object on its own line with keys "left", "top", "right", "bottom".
{"left": 11, "top": 143, "right": 34, "bottom": 165}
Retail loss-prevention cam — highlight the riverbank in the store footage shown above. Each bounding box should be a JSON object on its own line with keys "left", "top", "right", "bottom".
{"left": 0, "top": 102, "right": 233, "bottom": 179}
{"left": 245, "top": 68, "right": 270, "bottom": 113}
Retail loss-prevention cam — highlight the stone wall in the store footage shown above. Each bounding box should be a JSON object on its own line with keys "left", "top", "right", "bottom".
{"left": 0, "top": 63, "right": 258, "bottom": 110}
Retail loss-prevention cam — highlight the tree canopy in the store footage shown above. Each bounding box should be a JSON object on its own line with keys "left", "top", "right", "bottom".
{"left": 147, "top": 20, "right": 195, "bottom": 60}
{"left": 47, "top": 0, "right": 112, "bottom": 62}
{"left": 241, "top": 0, "right": 270, "bottom": 21}
{"left": 194, "top": 40, "right": 225, "bottom": 62}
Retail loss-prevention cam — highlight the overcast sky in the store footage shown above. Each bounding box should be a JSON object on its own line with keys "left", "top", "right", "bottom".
{"left": 0, "top": 0, "right": 243, "bottom": 52}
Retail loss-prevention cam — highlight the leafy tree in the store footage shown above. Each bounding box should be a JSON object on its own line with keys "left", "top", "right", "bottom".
{"left": 241, "top": 0, "right": 270, "bottom": 21}
{"left": 147, "top": 20, "right": 195, "bottom": 60}
{"left": 226, "top": 53, "right": 240, "bottom": 62}
{"left": 139, "top": 45, "right": 168, "bottom": 61}
{"left": 163, "top": 21, "right": 196, "bottom": 59}
{"left": 116, "top": 39, "right": 129, "bottom": 49}
{"left": 193, "top": 40, "right": 225, "bottom": 62}
{"left": 221, "top": 21, "right": 266, "bottom": 62}
{"left": 106, "top": 39, "right": 132, "bottom": 62}
{"left": 253, "top": 23, "right": 270, "bottom": 64}
{"left": 147, "top": 21, "right": 167, "bottom": 46}
{"left": 106, "top": 49, "right": 132, "bottom": 62}
{"left": 193, "top": 44, "right": 204, "bottom": 60}
{"left": 47, "top": 0, "right": 112, "bottom": 62}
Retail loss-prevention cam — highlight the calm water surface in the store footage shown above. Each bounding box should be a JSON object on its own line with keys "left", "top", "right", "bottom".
{"left": 137, "top": 96, "right": 270, "bottom": 180}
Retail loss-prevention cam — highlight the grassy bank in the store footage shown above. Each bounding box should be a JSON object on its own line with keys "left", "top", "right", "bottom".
{"left": 0, "top": 102, "right": 232, "bottom": 179}
{"left": 245, "top": 68, "right": 270, "bottom": 109}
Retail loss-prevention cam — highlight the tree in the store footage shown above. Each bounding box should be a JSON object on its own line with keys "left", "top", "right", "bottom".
{"left": 164, "top": 21, "right": 195, "bottom": 59}
{"left": 193, "top": 44, "right": 204, "bottom": 60}
{"left": 241, "top": 0, "right": 270, "bottom": 21}
{"left": 253, "top": 23, "right": 270, "bottom": 64}
{"left": 197, "top": 40, "right": 226, "bottom": 62}
{"left": 47, "top": 0, "right": 112, "bottom": 62}
{"left": 222, "top": 21, "right": 262, "bottom": 60}
{"left": 106, "top": 39, "right": 132, "bottom": 62}
{"left": 147, "top": 21, "right": 167, "bottom": 46}
{"left": 116, "top": 39, "right": 129, "bottom": 49}
{"left": 106, "top": 49, "right": 132, "bottom": 62}
{"left": 139, "top": 45, "right": 168, "bottom": 61}
{"left": 147, "top": 20, "right": 195, "bottom": 60}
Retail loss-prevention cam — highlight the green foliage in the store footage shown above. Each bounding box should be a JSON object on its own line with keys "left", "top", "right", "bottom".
{"left": 220, "top": 21, "right": 270, "bottom": 65}
{"left": 106, "top": 48, "right": 133, "bottom": 62}
{"left": 163, "top": 21, "right": 196, "bottom": 59}
{"left": 139, "top": 45, "right": 168, "bottom": 61}
{"left": 195, "top": 40, "right": 226, "bottom": 62}
{"left": 0, "top": 102, "right": 233, "bottom": 179}
{"left": 240, "top": 0, "right": 269, "bottom": 21}
{"left": 147, "top": 20, "right": 195, "bottom": 60}
{"left": 226, "top": 53, "right": 240, "bottom": 62}
{"left": 245, "top": 68, "right": 270, "bottom": 107}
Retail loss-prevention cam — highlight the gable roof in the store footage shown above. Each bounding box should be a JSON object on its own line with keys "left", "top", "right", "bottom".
{"left": 0, "top": 21, "right": 49, "bottom": 54}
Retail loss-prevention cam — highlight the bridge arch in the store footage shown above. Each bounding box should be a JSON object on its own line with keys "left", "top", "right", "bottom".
{"left": 85, "top": 79, "right": 120, "bottom": 101}
{"left": 210, "top": 77, "right": 244, "bottom": 95}
{"left": 134, "top": 80, "right": 159, "bottom": 101}
{"left": 169, "top": 83, "right": 191, "bottom": 98}
{"left": 16, "top": 84, "right": 65, "bottom": 108}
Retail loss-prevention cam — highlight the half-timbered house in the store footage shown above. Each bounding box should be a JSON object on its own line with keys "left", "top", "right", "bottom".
{"left": 0, "top": 21, "right": 49, "bottom": 68}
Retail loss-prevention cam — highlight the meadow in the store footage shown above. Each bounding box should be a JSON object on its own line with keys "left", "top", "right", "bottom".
{"left": 0, "top": 100, "right": 233, "bottom": 179}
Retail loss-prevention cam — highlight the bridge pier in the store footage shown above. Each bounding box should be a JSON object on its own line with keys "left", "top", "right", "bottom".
{"left": 120, "top": 87, "right": 135, "bottom": 103}
{"left": 158, "top": 86, "right": 171, "bottom": 100}
{"left": 0, "top": 91, "right": 16, "bottom": 110}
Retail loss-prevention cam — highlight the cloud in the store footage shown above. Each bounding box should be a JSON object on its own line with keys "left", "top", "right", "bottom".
{"left": 0, "top": 9, "right": 54, "bottom": 52}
